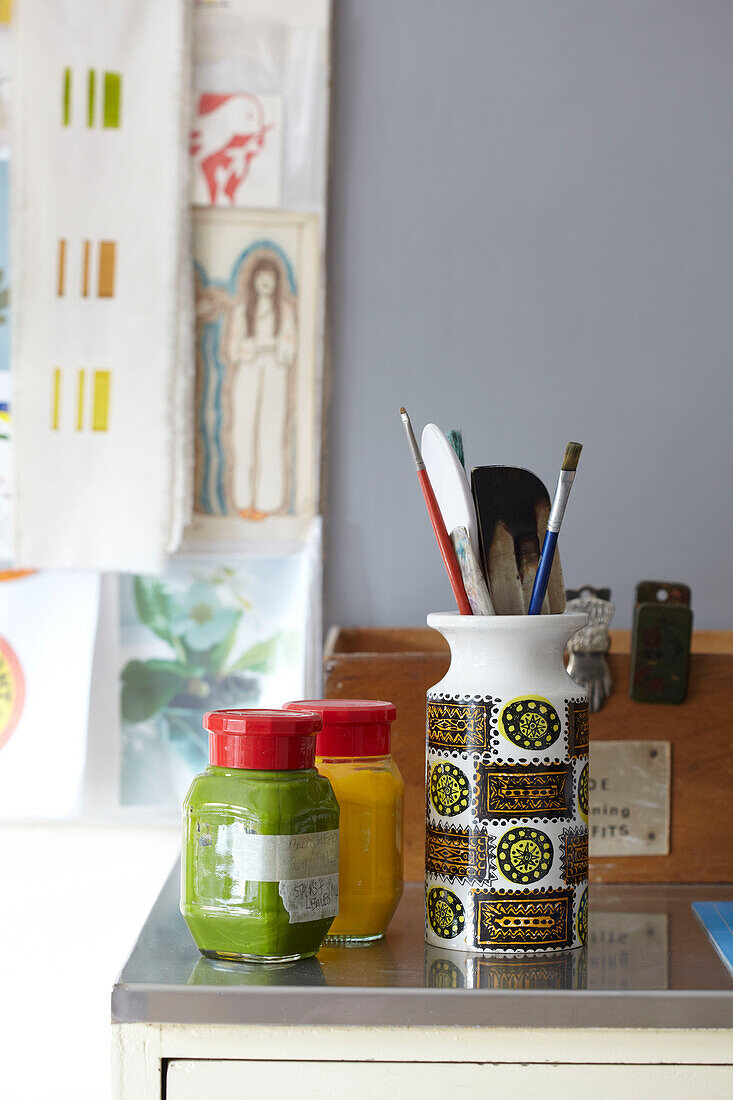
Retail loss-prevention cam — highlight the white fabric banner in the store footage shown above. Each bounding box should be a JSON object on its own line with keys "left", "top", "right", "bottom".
{"left": 12, "top": 0, "right": 192, "bottom": 572}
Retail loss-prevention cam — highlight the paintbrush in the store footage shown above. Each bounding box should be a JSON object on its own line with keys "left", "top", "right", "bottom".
{"left": 400, "top": 408, "right": 472, "bottom": 615}
{"left": 528, "top": 442, "right": 583, "bottom": 615}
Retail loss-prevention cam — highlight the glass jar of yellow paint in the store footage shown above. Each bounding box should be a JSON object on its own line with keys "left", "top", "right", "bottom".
{"left": 284, "top": 700, "right": 404, "bottom": 945}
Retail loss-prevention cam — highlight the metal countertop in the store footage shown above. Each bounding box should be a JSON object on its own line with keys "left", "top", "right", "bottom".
{"left": 112, "top": 870, "right": 733, "bottom": 1028}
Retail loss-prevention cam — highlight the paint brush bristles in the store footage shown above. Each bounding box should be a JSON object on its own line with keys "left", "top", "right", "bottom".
{"left": 400, "top": 407, "right": 472, "bottom": 616}
{"left": 528, "top": 441, "right": 583, "bottom": 615}
{"left": 562, "top": 442, "right": 582, "bottom": 472}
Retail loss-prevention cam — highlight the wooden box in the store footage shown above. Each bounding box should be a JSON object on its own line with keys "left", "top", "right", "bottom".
{"left": 323, "top": 627, "right": 733, "bottom": 884}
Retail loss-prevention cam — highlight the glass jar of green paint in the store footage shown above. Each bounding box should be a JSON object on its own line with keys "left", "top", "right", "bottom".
{"left": 181, "top": 709, "right": 340, "bottom": 964}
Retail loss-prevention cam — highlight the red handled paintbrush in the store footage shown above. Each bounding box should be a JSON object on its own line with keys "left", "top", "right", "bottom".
{"left": 400, "top": 407, "right": 472, "bottom": 615}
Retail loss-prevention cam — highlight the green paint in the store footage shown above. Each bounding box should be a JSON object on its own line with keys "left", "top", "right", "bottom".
{"left": 181, "top": 766, "right": 339, "bottom": 962}
{"left": 62, "top": 68, "right": 71, "bottom": 126}
{"left": 447, "top": 429, "right": 465, "bottom": 469}
{"left": 102, "top": 71, "right": 122, "bottom": 129}
{"left": 86, "top": 68, "right": 95, "bottom": 128}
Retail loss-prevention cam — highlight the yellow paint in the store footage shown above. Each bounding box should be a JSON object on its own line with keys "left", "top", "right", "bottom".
{"left": 62, "top": 68, "right": 71, "bottom": 126}
{"left": 76, "top": 369, "right": 85, "bottom": 430}
{"left": 51, "top": 368, "right": 61, "bottom": 430}
{"left": 316, "top": 756, "right": 404, "bottom": 940}
{"left": 92, "top": 370, "right": 110, "bottom": 431}
{"left": 82, "top": 240, "right": 91, "bottom": 297}
{"left": 87, "top": 68, "right": 96, "bottom": 128}
{"left": 102, "top": 72, "right": 122, "bottom": 128}
{"left": 57, "top": 239, "right": 66, "bottom": 297}
{"left": 0, "top": 0, "right": 13, "bottom": 25}
{"left": 97, "top": 241, "right": 116, "bottom": 298}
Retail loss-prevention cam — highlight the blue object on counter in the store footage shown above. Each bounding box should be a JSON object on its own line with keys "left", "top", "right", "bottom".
{"left": 693, "top": 902, "right": 733, "bottom": 976}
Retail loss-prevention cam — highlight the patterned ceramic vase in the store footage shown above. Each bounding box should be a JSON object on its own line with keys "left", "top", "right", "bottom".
{"left": 425, "top": 612, "right": 589, "bottom": 955}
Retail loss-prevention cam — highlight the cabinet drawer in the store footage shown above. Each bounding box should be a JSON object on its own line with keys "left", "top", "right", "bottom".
{"left": 166, "top": 1059, "right": 733, "bottom": 1098}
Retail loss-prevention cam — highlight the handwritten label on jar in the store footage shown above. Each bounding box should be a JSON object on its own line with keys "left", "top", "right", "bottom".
{"left": 230, "top": 827, "right": 339, "bottom": 881}
{"left": 589, "top": 741, "right": 670, "bottom": 856}
{"left": 279, "top": 873, "right": 339, "bottom": 923}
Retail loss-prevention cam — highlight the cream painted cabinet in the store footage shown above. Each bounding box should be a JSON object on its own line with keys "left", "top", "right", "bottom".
{"left": 164, "top": 1057, "right": 733, "bottom": 1099}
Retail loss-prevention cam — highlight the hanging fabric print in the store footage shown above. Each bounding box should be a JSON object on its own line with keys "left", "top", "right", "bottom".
{"left": 190, "top": 208, "right": 319, "bottom": 542}
{"left": 12, "top": 0, "right": 192, "bottom": 572}
{"left": 0, "top": 160, "right": 9, "bottom": 374}
{"left": 0, "top": 380, "right": 12, "bottom": 563}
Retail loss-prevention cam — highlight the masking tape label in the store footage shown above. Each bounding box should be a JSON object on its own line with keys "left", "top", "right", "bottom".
{"left": 279, "top": 872, "right": 339, "bottom": 923}
{"left": 190, "top": 816, "right": 340, "bottom": 920}
{"left": 230, "top": 827, "right": 339, "bottom": 880}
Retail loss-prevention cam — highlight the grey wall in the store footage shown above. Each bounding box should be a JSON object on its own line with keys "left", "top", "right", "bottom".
{"left": 325, "top": 0, "right": 733, "bottom": 630}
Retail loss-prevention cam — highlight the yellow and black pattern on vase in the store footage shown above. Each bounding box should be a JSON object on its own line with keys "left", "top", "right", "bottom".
{"left": 425, "top": 822, "right": 495, "bottom": 883}
{"left": 425, "top": 692, "right": 589, "bottom": 954}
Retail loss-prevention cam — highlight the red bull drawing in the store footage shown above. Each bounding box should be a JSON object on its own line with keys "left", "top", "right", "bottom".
{"left": 190, "top": 92, "right": 283, "bottom": 208}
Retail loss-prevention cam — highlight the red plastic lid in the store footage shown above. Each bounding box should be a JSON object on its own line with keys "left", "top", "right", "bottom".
{"left": 283, "top": 699, "right": 396, "bottom": 758}
{"left": 204, "top": 708, "right": 321, "bottom": 770}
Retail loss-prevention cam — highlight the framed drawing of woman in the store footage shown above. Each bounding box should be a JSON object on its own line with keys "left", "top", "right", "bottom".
{"left": 222, "top": 254, "right": 296, "bottom": 518}
{"left": 191, "top": 209, "right": 319, "bottom": 541}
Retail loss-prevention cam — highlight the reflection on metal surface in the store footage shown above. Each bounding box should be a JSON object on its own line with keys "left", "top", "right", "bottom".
{"left": 424, "top": 911, "right": 669, "bottom": 991}
{"left": 318, "top": 935, "right": 405, "bottom": 988}
{"left": 589, "top": 740, "right": 671, "bottom": 856}
{"left": 114, "top": 871, "right": 733, "bottom": 1031}
{"left": 188, "top": 955, "right": 325, "bottom": 987}
{"left": 475, "top": 949, "right": 587, "bottom": 990}
{"left": 588, "top": 911, "right": 668, "bottom": 989}
{"left": 425, "top": 944, "right": 587, "bottom": 990}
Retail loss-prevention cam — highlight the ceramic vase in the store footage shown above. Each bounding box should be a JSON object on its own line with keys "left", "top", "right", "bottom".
{"left": 425, "top": 612, "right": 589, "bottom": 955}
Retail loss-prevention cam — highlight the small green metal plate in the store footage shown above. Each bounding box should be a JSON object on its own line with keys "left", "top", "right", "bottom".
{"left": 635, "top": 580, "right": 691, "bottom": 607}
{"left": 629, "top": 603, "right": 693, "bottom": 704}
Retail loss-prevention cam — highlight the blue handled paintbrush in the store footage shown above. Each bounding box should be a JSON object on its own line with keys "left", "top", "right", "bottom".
{"left": 528, "top": 442, "right": 583, "bottom": 616}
